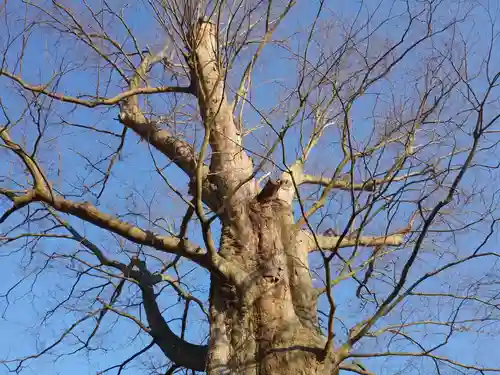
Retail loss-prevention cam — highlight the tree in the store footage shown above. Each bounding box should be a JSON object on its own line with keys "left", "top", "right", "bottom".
{"left": 1, "top": 0, "right": 500, "bottom": 374}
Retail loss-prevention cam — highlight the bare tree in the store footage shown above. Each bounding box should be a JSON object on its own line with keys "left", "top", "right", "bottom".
{"left": 1, "top": 0, "right": 500, "bottom": 374}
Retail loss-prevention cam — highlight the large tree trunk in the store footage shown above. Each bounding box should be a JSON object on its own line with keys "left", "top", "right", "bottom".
{"left": 206, "top": 196, "right": 335, "bottom": 375}
{"left": 187, "top": 19, "right": 338, "bottom": 374}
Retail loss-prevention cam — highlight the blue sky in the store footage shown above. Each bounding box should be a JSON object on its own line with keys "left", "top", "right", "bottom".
{"left": 1, "top": 0, "right": 500, "bottom": 374}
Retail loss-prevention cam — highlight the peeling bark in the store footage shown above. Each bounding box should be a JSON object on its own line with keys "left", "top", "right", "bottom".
{"left": 189, "top": 20, "right": 257, "bottom": 207}
{"left": 204, "top": 194, "right": 335, "bottom": 374}
{"left": 185, "top": 19, "right": 338, "bottom": 374}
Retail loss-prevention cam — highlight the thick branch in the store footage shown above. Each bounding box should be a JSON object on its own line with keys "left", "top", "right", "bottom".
{"left": 300, "top": 173, "right": 376, "bottom": 191}
{"left": 131, "top": 259, "right": 207, "bottom": 371}
{"left": 117, "top": 51, "right": 204, "bottom": 179}
{"left": 51, "top": 212, "right": 208, "bottom": 372}
{"left": 116, "top": 47, "right": 222, "bottom": 210}
{"left": 300, "top": 231, "right": 404, "bottom": 253}
{"left": 42, "top": 196, "right": 206, "bottom": 263}
{"left": 119, "top": 109, "right": 202, "bottom": 178}
{"left": 8, "top": 189, "right": 209, "bottom": 267}
{"left": 140, "top": 279, "right": 208, "bottom": 371}
{"left": 189, "top": 20, "right": 257, "bottom": 200}
{"left": 1, "top": 57, "right": 208, "bottom": 188}
{"left": 289, "top": 161, "right": 426, "bottom": 195}
{"left": 2, "top": 127, "right": 242, "bottom": 283}
{"left": 0, "top": 129, "right": 49, "bottom": 191}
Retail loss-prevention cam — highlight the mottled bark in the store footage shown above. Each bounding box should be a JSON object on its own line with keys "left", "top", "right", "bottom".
{"left": 189, "top": 20, "right": 257, "bottom": 207}
{"left": 185, "top": 19, "right": 349, "bottom": 374}
{"left": 206, "top": 195, "right": 335, "bottom": 375}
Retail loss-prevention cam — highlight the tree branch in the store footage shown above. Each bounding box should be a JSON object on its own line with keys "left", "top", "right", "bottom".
{"left": 6, "top": 189, "right": 209, "bottom": 267}
{"left": 1, "top": 55, "right": 209, "bottom": 192}
{"left": 117, "top": 49, "right": 205, "bottom": 180}
{"left": 0, "top": 69, "right": 191, "bottom": 108}
{"left": 300, "top": 231, "right": 404, "bottom": 253}
{"left": 189, "top": 19, "right": 257, "bottom": 200}
{"left": 292, "top": 161, "right": 426, "bottom": 193}
{"left": 47, "top": 210, "right": 209, "bottom": 372}
{"left": 55, "top": 216, "right": 208, "bottom": 372}
{"left": 339, "top": 362, "right": 375, "bottom": 375}
{"left": 349, "top": 351, "right": 500, "bottom": 372}
{"left": 132, "top": 259, "right": 208, "bottom": 372}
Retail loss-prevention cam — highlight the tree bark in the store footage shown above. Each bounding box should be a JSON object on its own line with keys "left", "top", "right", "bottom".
{"left": 186, "top": 19, "right": 338, "bottom": 374}
{"left": 206, "top": 196, "right": 335, "bottom": 375}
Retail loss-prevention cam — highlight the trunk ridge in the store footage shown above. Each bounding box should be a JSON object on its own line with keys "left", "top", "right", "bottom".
{"left": 207, "top": 197, "right": 333, "bottom": 374}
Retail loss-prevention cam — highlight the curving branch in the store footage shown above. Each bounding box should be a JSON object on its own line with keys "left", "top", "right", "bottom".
{"left": 140, "top": 277, "right": 208, "bottom": 371}
{"left": 131, "top": 257, "right": 208, "bottom": 371}
{"left": 1, "top": 126, "right": 245, "bottom": 286}
{"left": 117, "top": 48, "right": 206, "bottom": 181}
{"left": 53, "top": 209, "right": 209, "bottom": 372}
{"left": 1, "top": 126, "right": 209, "bottom": 267}
{"left": 1, "top": 52, "right": 210, "bottom": 191}
{"left": 0, "top": 69, "right": 191, "bottom": 108}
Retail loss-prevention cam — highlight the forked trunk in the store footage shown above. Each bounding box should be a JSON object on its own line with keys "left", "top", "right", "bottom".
{"left": 206, "top": 197, "right": 335, "bottom": 375}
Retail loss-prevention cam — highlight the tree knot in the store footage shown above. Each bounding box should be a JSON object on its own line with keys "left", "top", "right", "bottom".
{"left": 256, "top": 179, "right": 283, "bottom": 203}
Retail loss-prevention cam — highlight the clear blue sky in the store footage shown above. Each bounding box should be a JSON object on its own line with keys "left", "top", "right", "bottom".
{"left": 1, "top": 1, "right": 500, "bottom": 374}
